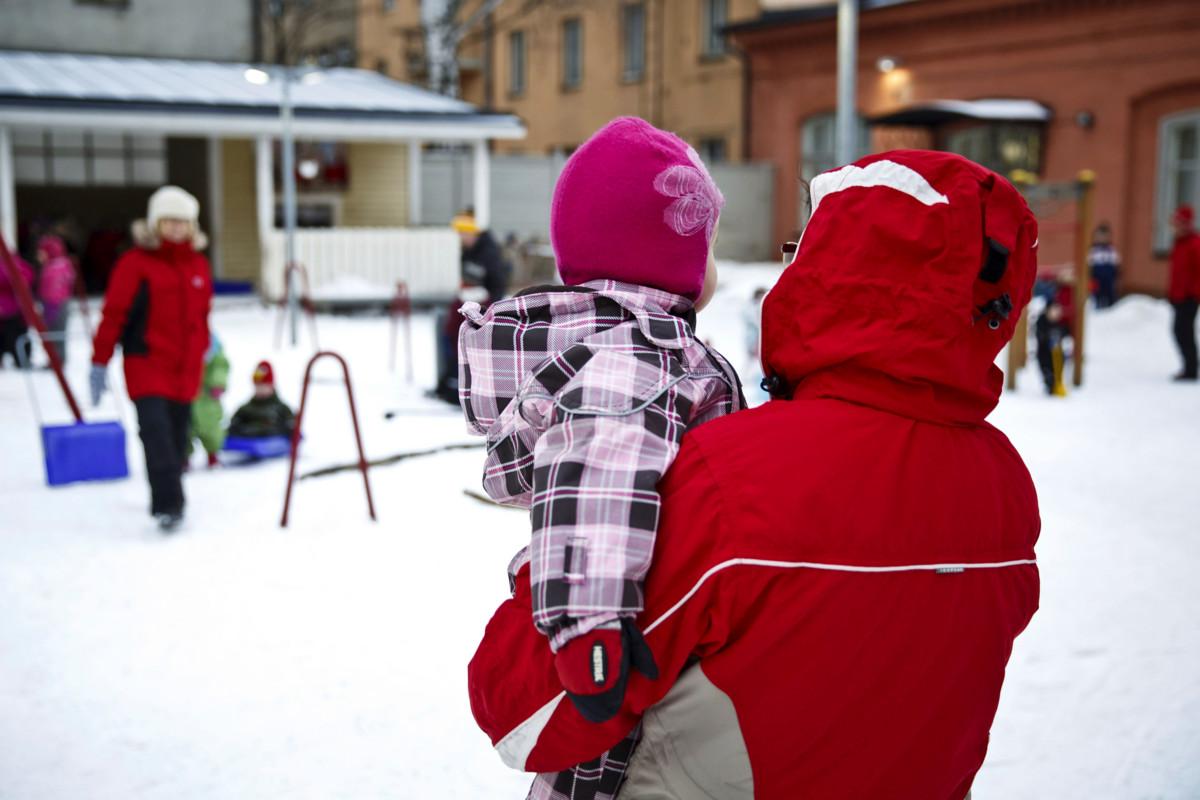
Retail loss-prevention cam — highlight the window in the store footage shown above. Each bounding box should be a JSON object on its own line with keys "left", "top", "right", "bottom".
{"left": 701, "top": 0, "right": 728, "bottom": 59}
{"left": 382, "top": 0, "right": 396, "bottom": 11}
{"left": 562, "top": 18, "right": 583, "bottom": 90}
{"left": 798, "top": 112, "right": 869, "bottom": 228}
{"left": 1157, "top": 111, "right": 1200, "bottom": 252}
{"left": 622, "top": 4, "right": 646, "bottom": 82}
{"left": 509, "top": 30, "right": 527, "bottom": 95}
{"left": 698, "top": 137, "right": 728, "bottom": 164}
{"left": 12, "top": 130, "right": 165, "bottom": 187}
{"left": 942, "top": 123, "right": 1041, "bottom": 177}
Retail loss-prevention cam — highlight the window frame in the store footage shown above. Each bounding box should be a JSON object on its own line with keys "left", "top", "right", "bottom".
{"left": 700, "top": 0, "right": 729, "bottom": 60}
{"left": 798, "top": 111, "right": 870, "bottom": 230}
{"left": 509, "top": 29, "right": 527, "bottom": 96}
{"left": 561, "top": 17, "right": 584, "bottom": 91}
{"left": 621, "top": 3, "right": 647, "bottom": 83}
{"left": 1156, "top": 109, "right": 1200, "bottom": 254}
{"left": 698, "top": 137, "right": 728, "bottom": 165}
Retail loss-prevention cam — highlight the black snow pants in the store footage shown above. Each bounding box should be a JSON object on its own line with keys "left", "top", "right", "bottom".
{"left": 134, "top": 397, "right": 192, "bottom": 516}
{"left": 1172, "top": 299, "right": 1198, "bottom": 379}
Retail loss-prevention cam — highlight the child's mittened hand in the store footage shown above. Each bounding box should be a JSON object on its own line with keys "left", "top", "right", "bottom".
{"left": 553, "top": 619, "right": 659, "bottom": 724}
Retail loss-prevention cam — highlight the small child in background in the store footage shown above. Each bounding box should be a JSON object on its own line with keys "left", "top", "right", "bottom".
{"left": 228, "top": 360, "right": 295, "bottom": 438}
{"left": 1035, "top": 266, "right": 1075, "bottom": 396}
{"left": 742, "top": 286, "right": 770, "bottom": 405}
{"left": 36, "top": 235, "right": 76, "bottom": 365}
{"left": 189, "top": 336, "right": 229, "bottom": 467}
{"left": 1088, "top": 222, "right": 1121, "bottom": 309}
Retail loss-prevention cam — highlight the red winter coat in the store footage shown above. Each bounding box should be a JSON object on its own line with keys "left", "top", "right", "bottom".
{"left": 92, "top": 223, "right": 212, "bottom": 402}
{"left": 1168, "top": 232, "right": 1200, "bottom": 302}
{"left": 469, "top": 151, "right": 1041, "bottom": 799}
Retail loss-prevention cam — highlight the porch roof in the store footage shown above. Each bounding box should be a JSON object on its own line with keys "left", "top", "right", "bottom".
{"left": 0, "top": 50, "right": 525, "bottom": 141}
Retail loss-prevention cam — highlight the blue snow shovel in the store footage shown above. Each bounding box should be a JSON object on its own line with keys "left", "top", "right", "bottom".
{"left": 1, "top": 235, "right": 128, "bottom": 488}
{"left": 16, "top": 332, "right": 130, "bottom": 487}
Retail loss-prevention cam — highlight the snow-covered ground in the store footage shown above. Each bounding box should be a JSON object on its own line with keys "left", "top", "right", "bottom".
{"left": 1, "top": 264, "right": 1197, "bottom": 799}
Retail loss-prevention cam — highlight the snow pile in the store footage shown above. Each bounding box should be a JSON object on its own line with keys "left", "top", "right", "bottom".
{"left": 1, "top": 266, "right": 1197, "bottom": 798}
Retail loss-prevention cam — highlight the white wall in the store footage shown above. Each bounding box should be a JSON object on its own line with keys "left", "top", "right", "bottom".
{"left": 421, "top": 151, "right": 776, "bottom": 262}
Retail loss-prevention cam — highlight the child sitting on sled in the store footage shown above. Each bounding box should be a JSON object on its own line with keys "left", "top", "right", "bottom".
{"left": 228, "top": 360, "right": 295, "bottom": 438}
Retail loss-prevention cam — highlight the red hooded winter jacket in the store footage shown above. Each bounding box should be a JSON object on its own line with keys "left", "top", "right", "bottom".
{"left": 468, "top": 151, "right": 1041, "bottom": 799}
{"left": 92, "top": 230, "right": 212, "bottom": 402}
{"left": 1168, "top": 232, "right": 1200, "bottom": 303}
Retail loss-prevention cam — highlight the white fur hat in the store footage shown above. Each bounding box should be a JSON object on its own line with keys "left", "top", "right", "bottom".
{"left": 147, "top": 185, "right": 200, "bottom": 228}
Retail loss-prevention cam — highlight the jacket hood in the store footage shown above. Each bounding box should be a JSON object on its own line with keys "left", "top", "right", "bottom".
{"left": 761, "top": 150, "right": 1038, "bottom": 424}
{"left": 37, "top": 235, "right": 68, "bottom": 260}
{"left": 131, "top": 219, "right": 208, "bottom": 252}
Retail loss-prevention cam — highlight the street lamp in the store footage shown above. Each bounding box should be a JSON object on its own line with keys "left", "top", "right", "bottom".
{"left": 244, "top": 64, "right": 315, "bottom": 347}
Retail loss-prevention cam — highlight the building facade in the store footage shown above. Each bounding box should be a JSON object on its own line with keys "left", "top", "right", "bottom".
{"left": 359, "top": 0, "right": 761, "bottom": 161}
{"left": 730, "top": 0, "right": 1200, "bottom": 295}
{"left": 0, "top": 0, "right": 255, "bottom": 62}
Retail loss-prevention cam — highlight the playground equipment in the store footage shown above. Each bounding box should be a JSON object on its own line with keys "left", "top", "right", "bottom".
{"left": 280, "top": 350, "right": 375, "bottom": 528}
{"left": 1, "top": 237, "right": 128, "bottom": 487}
{"left": 1006, "top": 169, "right": 1096, "bottom": 391}
{"left": 388, "top": 280, "right": 414, "bottom": 382}
{"left": 273, "top": 262, "right": 320, "bottom": 350}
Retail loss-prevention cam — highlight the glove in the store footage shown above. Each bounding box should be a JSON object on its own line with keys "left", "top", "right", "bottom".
{"left": 89, "top": 363, "right": 108, "bottom": 407}
{"left": 554, "top": 618, "right": 658, "bottom": 724}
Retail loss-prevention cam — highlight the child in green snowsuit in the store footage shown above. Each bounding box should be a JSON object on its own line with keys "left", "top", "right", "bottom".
{"left": 190, "top": 337, "right": 229, "bottom": 467}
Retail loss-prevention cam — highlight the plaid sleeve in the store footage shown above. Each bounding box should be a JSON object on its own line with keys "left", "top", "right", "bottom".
{"left": 526, "top": 346, "right": 689, "bottom": 648}
{"left": 526, "top": 725, "right": 641, "bottom": 800}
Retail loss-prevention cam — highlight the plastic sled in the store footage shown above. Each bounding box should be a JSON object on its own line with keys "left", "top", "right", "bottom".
{"left": 42, "top": 421, "right": 130, "bottom": 487}
{"left": 223, "top": 435, "right": 294, "bottom": 461}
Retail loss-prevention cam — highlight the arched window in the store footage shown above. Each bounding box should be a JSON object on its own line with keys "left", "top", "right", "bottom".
{"left": 1158, "top": 110, "right": 1200, "bottom": 252}
{"left": 798, "top": 112, "right": 869, "bottom": 228}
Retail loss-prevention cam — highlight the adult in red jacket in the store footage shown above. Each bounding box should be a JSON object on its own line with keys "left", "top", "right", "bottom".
{"left": 1167, "top": 204, "right": 1200, "bottom": 381}
{"left": 91, "top": 186, "right": 213, "bottom": 532}
{"left": 468, "top": 151, "right": 1041, "bottom": 799}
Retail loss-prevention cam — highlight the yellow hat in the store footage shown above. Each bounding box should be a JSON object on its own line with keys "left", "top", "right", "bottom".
{"left": 451, "top": 214, "right": 480, "bottom": 234}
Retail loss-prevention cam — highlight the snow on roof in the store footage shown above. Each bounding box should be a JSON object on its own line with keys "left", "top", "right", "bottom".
{"left": 0, "top": 50, "right": 524, "bottom": 140}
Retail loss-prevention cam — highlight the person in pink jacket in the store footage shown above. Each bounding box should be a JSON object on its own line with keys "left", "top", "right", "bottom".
{"left": 0, "top": 247, "right": 34, "bottom": 368}
{"left": 36, "top": 235, "right": 77, "bottom": 364}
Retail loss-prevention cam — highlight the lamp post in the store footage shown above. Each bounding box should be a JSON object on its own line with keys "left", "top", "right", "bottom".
{"left": 835, "top": 0, "right": 859, "bottom": 167}
{"left": 246, "top": 65, "right": 303, "bottom": 347}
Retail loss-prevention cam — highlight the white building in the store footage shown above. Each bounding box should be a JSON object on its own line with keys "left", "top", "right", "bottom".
{"left": 0, "top": 50, "right": 524, "bottom": 300}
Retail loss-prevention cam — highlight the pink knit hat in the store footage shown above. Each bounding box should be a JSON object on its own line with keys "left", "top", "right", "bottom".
{"left": 551, "top": 117, "right": 725, "bottom": 301}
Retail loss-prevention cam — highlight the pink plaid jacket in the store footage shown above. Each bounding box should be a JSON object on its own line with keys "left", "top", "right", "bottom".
{"left": 459, "top": 280, "right": 743, "bottom": 645}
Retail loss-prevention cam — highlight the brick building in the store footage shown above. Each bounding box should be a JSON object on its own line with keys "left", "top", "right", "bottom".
{"left": 729, "top": 0, "right": 1200, "bottom": 294}
{"left": 359, "top": 0, "right": 761, "bottom": 161}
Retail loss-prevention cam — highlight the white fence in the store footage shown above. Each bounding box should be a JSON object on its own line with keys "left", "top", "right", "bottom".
{"left": 422, "top": 152, "right": 777, "bottom": 262}
{"left": 261, "top": 228, "right": 460, "bottom": 303}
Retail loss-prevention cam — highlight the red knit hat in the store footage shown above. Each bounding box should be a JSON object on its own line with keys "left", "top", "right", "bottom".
{"left": 253, "top": 360, "right": 275, "bottom": 386}
{"left": 1173, "top": 205, "right": 1195, "bottom": 227}
{"left": 551, "top": 117, "right": 725, "bottom": 300}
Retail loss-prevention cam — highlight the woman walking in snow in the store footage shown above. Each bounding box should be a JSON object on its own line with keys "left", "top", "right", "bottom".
{"left": 90, "top": 186, "right": 213, "bottom": 533}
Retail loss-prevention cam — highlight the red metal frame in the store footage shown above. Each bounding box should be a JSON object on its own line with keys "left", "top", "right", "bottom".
{"left": 0, "top": 236, "right": 83, "bottom": 422}
{"left": 273, "top": 262, "right": 320, "bottom": 349}
{"left": 280, "top": 350, "right": 376, "bottom": 528}
{"left": 388, "top": 280, "right": 414, "bottom": 382}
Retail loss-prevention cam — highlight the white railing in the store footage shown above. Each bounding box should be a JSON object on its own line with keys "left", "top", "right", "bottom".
{"left": 262, "top": 227, "right": 460, "bottom": 302}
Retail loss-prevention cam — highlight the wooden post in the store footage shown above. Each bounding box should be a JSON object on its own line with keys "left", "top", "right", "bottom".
{"left": 1006, "top": 306, "right": 1029, "bottom": 391}
{"left": 1072, "top": 170, "right": 1095, "bottom": 388}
